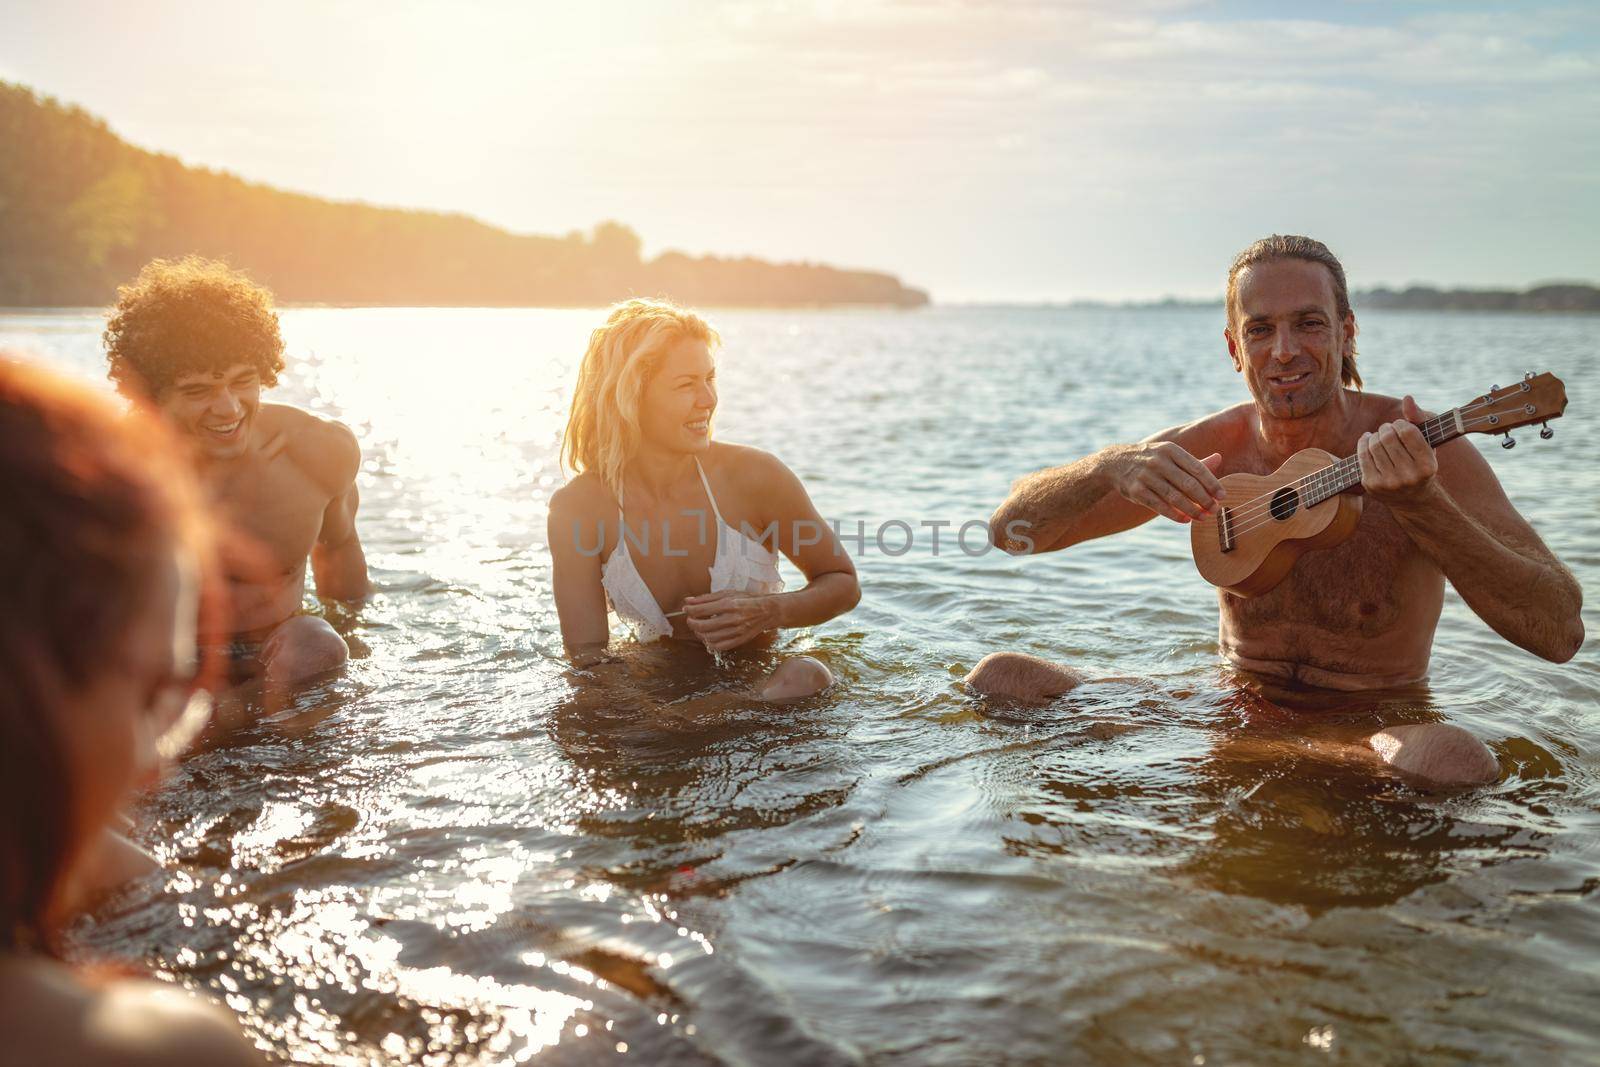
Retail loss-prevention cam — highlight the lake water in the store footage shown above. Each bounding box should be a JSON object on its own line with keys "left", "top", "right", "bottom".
{"left": 3, "top": 305, "right": 1598, "bottom": 1065}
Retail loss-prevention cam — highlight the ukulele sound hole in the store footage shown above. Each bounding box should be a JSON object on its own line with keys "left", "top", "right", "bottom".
{"left": 1269, "top": 486, "right": 1299, "bottom": 522}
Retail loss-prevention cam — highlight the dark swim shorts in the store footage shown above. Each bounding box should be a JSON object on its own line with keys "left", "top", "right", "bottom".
{"left": 208, "top": 636, "right": 266, "bottom": 685}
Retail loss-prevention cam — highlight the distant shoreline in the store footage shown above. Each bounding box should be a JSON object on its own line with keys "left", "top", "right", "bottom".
{"left": 941, "top": 282, "right": 1600, "bottom": 313}
{"left": 4, "top": 293, "right": 1599, "bottom": 316}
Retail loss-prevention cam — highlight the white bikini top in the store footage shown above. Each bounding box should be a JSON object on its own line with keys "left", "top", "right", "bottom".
{"left": 601, "top": 457, "right": 784, "bottom": 642}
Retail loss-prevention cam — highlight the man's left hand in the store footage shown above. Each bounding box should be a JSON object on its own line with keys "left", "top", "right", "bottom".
{"left": 1357, "top": 395, "right": 1439, "bottom": 505}
{"left": 681, "top": 591, "right": 782, "bottom": 651}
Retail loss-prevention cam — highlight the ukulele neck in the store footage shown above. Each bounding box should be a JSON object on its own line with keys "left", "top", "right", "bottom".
{"left": 1301, "top": 409, "right": 1464, "bottom": 507}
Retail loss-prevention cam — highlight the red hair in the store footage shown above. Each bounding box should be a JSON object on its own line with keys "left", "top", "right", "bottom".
{"left": 0, "top": 357, "right": 222, "bottom": 952}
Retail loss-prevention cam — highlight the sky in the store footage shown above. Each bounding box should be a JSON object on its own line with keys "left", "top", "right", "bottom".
{"left": 2, "top": 0, "right": 1597, "bottom": 302}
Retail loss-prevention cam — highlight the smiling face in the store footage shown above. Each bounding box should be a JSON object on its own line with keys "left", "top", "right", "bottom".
{"left": 1225, "top": 258, "right": 1356, "bottom": 420}
{"left": 156, "top": 362, "right": 262, "bottom": 460}
{"left": 638, "top": 337, "right": 717, "bottom": 456}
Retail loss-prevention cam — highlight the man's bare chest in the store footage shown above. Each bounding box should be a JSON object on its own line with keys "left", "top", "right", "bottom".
{"left": 215, "top": 461, "right": 329, "bottom": 572}
{"left": 1221, "top": 497, "right": 1426, "bottom": 636}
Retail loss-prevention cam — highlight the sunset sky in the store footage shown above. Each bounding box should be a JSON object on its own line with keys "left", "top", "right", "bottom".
{"left": 4, "top": 0, "right": 1597, "bottom": 302}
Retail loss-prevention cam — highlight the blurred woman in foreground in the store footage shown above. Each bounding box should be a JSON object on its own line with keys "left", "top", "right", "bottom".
{"left": 0, "top": 359, "right": 261, "bottom": 1065}
{"left": 549, "top": 300, "right": 859, "bottom": 698}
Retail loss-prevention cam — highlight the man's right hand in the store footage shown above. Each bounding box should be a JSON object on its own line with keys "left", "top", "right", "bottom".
{"left": 1106, "top": 443, "right": 1224, "bottom": 523}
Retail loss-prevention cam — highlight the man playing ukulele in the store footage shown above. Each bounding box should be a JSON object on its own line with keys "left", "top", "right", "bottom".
{"left": 974, "top": 235, "right": 1584, "bottom": 787}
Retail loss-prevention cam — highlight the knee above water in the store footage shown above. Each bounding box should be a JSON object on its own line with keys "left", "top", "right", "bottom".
{"left": 964, "top": 652, "right": 1028, "bottom": 690}
{"left": 1370, "top": 724, "right": 1500, "bottom": 788}
{"left": 760, "top": 656, "right": 833, "bottom": 701}
{"left": 268, "top": 618, "right": 350, "bottom": 678}
{"left": 964, "top": 651, "right": 1064, "bottom": 697}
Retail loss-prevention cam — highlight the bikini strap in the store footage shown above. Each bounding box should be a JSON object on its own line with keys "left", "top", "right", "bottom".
{"left": 693, "top": 457, "right": 726, "bottom": 527}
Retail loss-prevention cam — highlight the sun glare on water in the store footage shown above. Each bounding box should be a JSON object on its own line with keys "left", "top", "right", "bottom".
{"left": 283, "top": 307, "right": 593, "bottom": 584}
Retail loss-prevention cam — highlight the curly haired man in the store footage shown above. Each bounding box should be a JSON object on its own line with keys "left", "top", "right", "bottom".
{"left": 105, "top": 257, "right": 368, "bottom": 701}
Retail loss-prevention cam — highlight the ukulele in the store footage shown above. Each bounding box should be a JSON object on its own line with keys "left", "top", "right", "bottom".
{"left": 1190, "top": 372, "right": 1567, "bottom": 597}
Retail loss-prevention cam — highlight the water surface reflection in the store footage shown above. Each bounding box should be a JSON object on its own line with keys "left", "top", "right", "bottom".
{"left": 4, "top": 306, "right": 1592, "bottom": 1064}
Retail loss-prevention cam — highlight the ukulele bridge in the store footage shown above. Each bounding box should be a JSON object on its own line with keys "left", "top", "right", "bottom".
{"left": 1217, "top": 506, "right": 1236, "bottom": 553}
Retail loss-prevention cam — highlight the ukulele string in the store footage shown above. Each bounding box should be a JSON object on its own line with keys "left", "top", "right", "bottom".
{"left": 1190, "top": 403, "right": 1501, "bottom": 532}
{"left": 1199, "top": 410, "right": 1510, "bottom": 538}
{"left": 1198, "top": 411, "right": 1516, "bottom": 541}
{"left": 1190, "top": 410, "right": 1456, "bottom": 531}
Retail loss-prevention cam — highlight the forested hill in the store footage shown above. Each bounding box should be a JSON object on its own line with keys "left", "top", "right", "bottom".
{"left": 0, "top": 82, "right": 929, "bottom": 308}
{"left": 1358, "top": 284, "right": 1600, "bottom": 312}
{"left": 1050, "top": 284, "right": 1600, "bottom": 312}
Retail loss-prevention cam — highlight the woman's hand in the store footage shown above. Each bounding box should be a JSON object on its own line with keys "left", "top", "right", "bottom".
{"left": 681, "top": 591, "right": 782, "bottom": 651}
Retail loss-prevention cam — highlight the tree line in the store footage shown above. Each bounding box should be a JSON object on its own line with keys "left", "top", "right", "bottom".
{"left": 0, "top": 81, "right": 929, "bottom": 309}
{"left": 1357, "top": 284, "right": 1600, "bottom": 312}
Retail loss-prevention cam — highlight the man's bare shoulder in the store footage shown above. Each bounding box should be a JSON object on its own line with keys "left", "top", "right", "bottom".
{"left": 1351, "top": 389, "right": 1406, "bottom": 427}
{"left": 259, "top": 404, "right": 361, "bottom": 494}
{"left": 0, "top": 961, "right": 260, "bottom": 1066}
{"left": 1149, "top": 402, "right": 1255, "bottom": 449}
{"left": 1348, "top": 387, "right": 1523, "bottom": 514}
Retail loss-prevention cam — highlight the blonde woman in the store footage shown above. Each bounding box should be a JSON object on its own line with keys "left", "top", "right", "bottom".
{"left": 548, "top": 299, "right": 858, "bottom": 699}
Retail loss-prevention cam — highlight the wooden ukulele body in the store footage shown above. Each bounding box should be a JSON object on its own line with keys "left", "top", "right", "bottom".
{"left": 1189, "top": 448, "right": 1363, "bottom": 598}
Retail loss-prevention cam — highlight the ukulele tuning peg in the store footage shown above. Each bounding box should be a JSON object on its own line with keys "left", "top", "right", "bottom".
{"left": 1540, "top": 422, "right": 1554, "bottom": 440}
{"left": 1501, "top": 433, "right": 1516, "bottom": 449}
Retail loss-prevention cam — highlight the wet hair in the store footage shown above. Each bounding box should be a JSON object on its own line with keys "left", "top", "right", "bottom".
{"left": 0, "top": 357, "right": 220, "bottom": 953}
{"left": 1225, "top": 235, "right": 1362, "bottom": 389}
{"left": 562, "top": 298, "right": 720, "bottom": 496}
{"left": 104, "top": 256, "right": 286, "bottom": 398}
